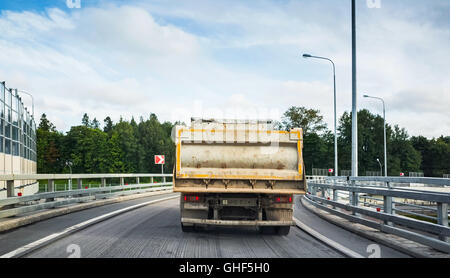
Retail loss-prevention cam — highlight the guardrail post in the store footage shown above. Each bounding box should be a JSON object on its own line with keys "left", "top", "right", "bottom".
{"left": 120, "top": 177, "right": 124, "bottom": 185}
{"left": 332, "top": 189, "right": 337, "bottom": 209}
{"left": 6, "top": 180, "right": 15, "bottom": 198}
{"left": 3, "top": 180, "right": 16, "bottom": 209}
{"left": 75, "top": 179, "right": 83, "bottom": 197}
{"left": 351, "top": 191, "right": 357, "bottom": 215}
{"left": 347, "top": 179, "right": 351, "bottom": 205}
{"left": 48, "top": 179, "right": 55, "bottom": 192}
{"left": 136, "top": 177, "right": 140, "bottom": 184}
{"left": 151, "top": 177, "right": 154, "bottom": 184}
{"left": 384, "top": 181, "right": 394, "bottom": 226}
{"left": 101, "top": 178, "right": 106, "bottom": 187}
{"left": 383, "top": 196, "right": 393, "bottom": 226}
{"left": 437, "top": 203, "right": 449, "bottom": 242}
{"left": 46, "top": 179, "right": 55, "bottom": 202}
{"left": 163, "top": 176, "right": 166, "bottom": 183}
{"left": 350, "top": 180, "right": 358, "bottom": 216}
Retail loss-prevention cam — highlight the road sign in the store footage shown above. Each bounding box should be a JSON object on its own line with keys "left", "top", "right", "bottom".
{"left": 155, "top": 155, "right": 165, "bottom": 165}
{"left": 328, "top": 169, "right": 334, "bottom": 173}
{"left": 400, "top": 172, "right": 405, "bottom": 176}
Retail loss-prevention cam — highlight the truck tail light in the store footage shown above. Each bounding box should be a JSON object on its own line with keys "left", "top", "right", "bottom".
{"left": 184, "top": 194, "right": 202, "bottom": 202}
{"left": 274, "top": 195, "right": 293, "bottom": 203}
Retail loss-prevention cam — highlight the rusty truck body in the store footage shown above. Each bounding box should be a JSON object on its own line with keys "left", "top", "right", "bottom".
{"left": 172, "top": 118, "right": 306, "bottom": 235}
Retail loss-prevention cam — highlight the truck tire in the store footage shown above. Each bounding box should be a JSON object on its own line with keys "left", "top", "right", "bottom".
{"left": 181, "top": 223, "right": 194, "bottom": 233}
{"left": 276, "top": 226, "right": 290, "bottom": 236}
{"left": 258, "top": 226, "right": 276, "bottom": 235}
{"left": 258, "top": 226, "right": 270, "bottom": 234}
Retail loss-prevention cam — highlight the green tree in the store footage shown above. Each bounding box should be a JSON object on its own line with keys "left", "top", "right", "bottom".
{"left": 91, "top": 117, "right": 100, "bottom": 130}
{"left": 388, "top": 125, "right": 421, "bottom": 176}
{"left": 338, "top": 110, "right": 421, "bottom": 176}
{"left": 35, "top": 109, "right": 445, "bottom": 178}
{"left": 281, "top": 106, "right": 330, "bottom": 174}
{"left": 112, "top": 119, "right": 140, "bottom": 172}
{"left": 37, "top": 114, "right": 63, "bottom": 173}
{"left": 135, "top": 114, "right": 175, "bottom": 173}
{"left": 63, "top": 126, "right": 109, "bottom": 173}
{"left": 103, "top": 116, "right": 113, "bottom": 134}
{"left": 282, "top": 106, "right": 327, "bottom": 135}
{"left": 81, "top": 113, "right": 90, "bottom": 127}
{"left": 38, "top": 113, "right": 55, "bottom": 132}
{"left": 104, "top": 132, "right": 125, "bottom": 173}
{"left": 411, "top": 136, "right": 450, "bottom": 177}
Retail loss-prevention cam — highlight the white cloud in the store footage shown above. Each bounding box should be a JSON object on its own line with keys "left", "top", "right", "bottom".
{"left": 0, "top": 1, "right": 448, "bottom": 139}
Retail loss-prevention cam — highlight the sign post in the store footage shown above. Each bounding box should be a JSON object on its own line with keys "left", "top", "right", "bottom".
{"left": 155, "top": 155, "right": 165, "bottom": 176}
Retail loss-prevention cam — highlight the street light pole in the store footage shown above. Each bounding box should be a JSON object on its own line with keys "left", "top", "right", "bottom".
{"left": 364, "top": 95, "right": 387, "bottom": 177}
{"left": 17, "top": 90, "right": 34, "bottom": 120}
{"left": 351, "top": 0, "right": 358, "bottom": 177}
{"left": 302, "top": 54, "right": 338, "bottom": 176}
{"left": 376, "top": 158, "right": 382, "bottom": 176}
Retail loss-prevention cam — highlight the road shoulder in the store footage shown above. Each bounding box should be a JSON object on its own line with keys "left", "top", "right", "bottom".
{"left": 0, "top": 189, "right": 174, "bottom": 233}
{"left": 301, "top": 196, "right": 450, "bottom": 258}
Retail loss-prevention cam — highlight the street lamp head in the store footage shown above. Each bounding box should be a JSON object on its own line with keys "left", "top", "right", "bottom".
{"left": 363, "top": 94, "right": 370, "bottom": 98}
{"left": 376, "top": 158, "right": 380, "bottom": 162}
{"left": 302, "top": 54, "right": 312, "bottom": 58}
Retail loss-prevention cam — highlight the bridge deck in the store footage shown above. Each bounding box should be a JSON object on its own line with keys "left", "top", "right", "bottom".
{"left": 0, "top": 193, "right": 410, "bottom": 258}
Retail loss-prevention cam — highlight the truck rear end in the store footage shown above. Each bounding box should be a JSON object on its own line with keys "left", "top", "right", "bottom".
{"left": 173, "top": 118, "right": 306, "bottom": 235}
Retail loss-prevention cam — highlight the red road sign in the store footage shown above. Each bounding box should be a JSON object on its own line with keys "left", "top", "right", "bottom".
{"left": 400, "top": 172, "right": 405, "bottom": 176}
{"left": 328, "top": 169, "right": 334, "bottom": 173}
{"left": 155, "top": 155, "right": 165, "bottom": 165}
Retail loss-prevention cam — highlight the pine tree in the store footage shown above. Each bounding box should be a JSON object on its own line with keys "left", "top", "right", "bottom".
{"left": 82, "top": 113, "right": 90, "bottom": 127}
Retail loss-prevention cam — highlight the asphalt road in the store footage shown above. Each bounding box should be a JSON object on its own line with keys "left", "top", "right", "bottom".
{"left": 0, "top": 193, "right": 180, "bottom": 255}
{"left": 0, "top": 193, "right": 410, "bottom": 258}
{"left": 293, "top": 196, "right": 410, "bottom": 258}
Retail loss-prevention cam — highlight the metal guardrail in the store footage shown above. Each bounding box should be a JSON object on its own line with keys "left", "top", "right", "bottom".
{"left": 0, "top": 173, "right": 171, "bottom": 181}
{"left": 1, "top": 173, "right": 173, "bottom": 196}
{"left": 306, "top": 176, "right": 450, "bottom": 253}
{"left": 0, "top": 173, "right": 174, "bottom": 219}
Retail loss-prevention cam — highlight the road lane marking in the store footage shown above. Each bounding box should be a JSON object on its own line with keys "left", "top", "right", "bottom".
{"left": 0, "top": 194, "right": 179, "bottom": 258}
{"left": 294, "top": 217, "right": 365, "bottom": 258}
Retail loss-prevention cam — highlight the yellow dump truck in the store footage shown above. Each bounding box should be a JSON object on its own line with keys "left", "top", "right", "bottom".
{"left": 173, "top": 118, "right": 306, "bottom": 235}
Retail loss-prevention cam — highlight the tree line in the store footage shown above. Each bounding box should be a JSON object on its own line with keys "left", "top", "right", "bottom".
{"left": 37, "top": 108, "right": 449, "bottom": 177}
{"left": 37, "top": 113, "right": 175, "bottom": 174}
{"left": 281, "top": 107, "right": 449, "bottom": 177}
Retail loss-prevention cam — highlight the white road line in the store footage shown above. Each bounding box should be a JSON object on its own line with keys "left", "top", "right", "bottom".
{"left": 1, "top": 194, "right": 179, "bottom": 258}
{"left": 294, "top": 217, "right": 365, "bottom": 258}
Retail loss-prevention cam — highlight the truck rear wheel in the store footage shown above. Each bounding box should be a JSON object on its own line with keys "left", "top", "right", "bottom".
{"left": 276, "top": 226, "right": 290, "bottom": 236}
{"left": 258, "top": 226, "right": 277, "bottom": 235}
{"left": 181, "top": 223, "right": 194, "bottom": 233}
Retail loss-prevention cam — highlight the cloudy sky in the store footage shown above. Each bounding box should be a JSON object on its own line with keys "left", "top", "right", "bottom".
{"left": 0, "top": 0, "right": 449, "bottom": 138}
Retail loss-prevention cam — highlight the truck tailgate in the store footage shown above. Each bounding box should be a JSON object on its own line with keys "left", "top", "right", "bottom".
{"left": 173, "top": 119, "right": 306, "bottom": 194}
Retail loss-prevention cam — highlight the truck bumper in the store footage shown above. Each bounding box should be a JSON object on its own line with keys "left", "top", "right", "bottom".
{"left": 181, "top": 218, "right": 294, "bottom": 226}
